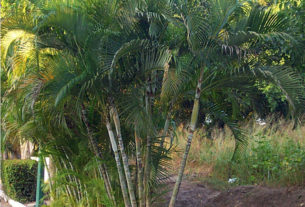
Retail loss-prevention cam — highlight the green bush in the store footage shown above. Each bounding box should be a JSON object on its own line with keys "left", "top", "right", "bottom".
{"left": 233, "top": 135, "right": 305, "bottom": 185}
{"left": 212, "top": 133, "right": 305, "bottom": 186}
{"left": 2, "top": 159, "right": 37, "bottom": 203}
{"left": 181, "top": 122, "right": 305, "bottom": 186}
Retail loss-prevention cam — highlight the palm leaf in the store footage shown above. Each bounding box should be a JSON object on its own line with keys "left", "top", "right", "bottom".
{"left": 55, "top": 71, "right": 88, "bottom": 107}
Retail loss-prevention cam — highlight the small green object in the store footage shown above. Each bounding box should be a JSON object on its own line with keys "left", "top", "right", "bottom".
{"left": 35, "top": 154, "right": 44, "bottom": 207}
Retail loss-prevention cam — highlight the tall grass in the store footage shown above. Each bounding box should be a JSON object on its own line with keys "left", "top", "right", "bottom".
{"left": 172, "top": 118, "right": 305, "bottom": 186}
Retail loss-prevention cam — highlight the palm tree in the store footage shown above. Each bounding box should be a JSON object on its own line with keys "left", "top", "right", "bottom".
{"left": 37, "top": 2, "right": 172, "bottom": 206}
{"left": 1, "top": 1, "right": 120, "bottom": 204}
{"left": 168, "top": 1, "right": 304, "bottom": 206}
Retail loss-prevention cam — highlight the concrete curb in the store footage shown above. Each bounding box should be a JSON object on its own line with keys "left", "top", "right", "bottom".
{"left": 8, "top": 199, "right": 26, "bottom": 207}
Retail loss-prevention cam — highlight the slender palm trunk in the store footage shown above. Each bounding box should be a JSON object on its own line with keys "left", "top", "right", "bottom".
{"left": 144, "top": 95, "right": 152, "bottom": 207}
{"left": 106, "top": 117, "right": 131, "bottom": 207}
{"left": 100, "top": 164, "right": 115, "bottom": 204}
{"left": 160, "top": 114, "right": 170, "bottom": 149}
{"left": 160, "top": 62, "right": 172, "bottom": 150}
{"left": 48, "top": 156, "right": 56, "bottom": 201}
{"left": 80, "top": 106, "right": 115, "bottom": 204}
{"left": 59, "top": 159, "right": 73, "bottom": 199}
{"left": 60, "top": 157, "right": 79, "bottom": 201}
{"left": 111, "top": 106, "right": 137, "bottom": 207}
{"left": 65, "top": 153, "right": 83, "bottom": 200}
{"left": 103, "top": 163, "right": 113, "bottom": 198}
{"left": 135, "top": 128, "right": 144, "bottom": 207}
{"left": 169, "top": 69, "right": 204, "bottom": 207}
{"left": 144, "top": 136, "right": 152, "bottom": 207}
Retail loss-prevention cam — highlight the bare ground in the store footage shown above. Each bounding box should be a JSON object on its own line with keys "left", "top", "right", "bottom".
{"left": 154, "top": 178, "right": 220, "bottom": 207}
{"left": 156, "top": 177, "right": 305, "bottom": 207}
{"left": 205, "top": 185, "right": 305, "bottom": 207}
{"left": 2, "top": 180, "right": 305, "bottom": 207}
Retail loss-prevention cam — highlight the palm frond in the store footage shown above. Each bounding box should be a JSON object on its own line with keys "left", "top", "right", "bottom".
{"left": 254, "top": 66, "right": 305, "bottom": 115}
{"left": 55, "top": 71, "right": 88, "bottom": 107}
{"left": 1, "top": 29, "right": 36, "bottom": 69}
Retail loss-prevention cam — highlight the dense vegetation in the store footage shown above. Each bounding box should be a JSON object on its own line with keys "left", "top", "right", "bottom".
{"left": 2, "top": 160, "right": 37, "bottom": 202}
{"left": 175, "top": 119, "right": 305, "bottom": 187}
{"left": 1, "top": 0, "right": 304, "bottom": 206}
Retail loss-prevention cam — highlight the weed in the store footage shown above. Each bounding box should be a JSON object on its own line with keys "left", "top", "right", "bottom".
{"left": 172, "top": 119, "right": 305, "bottom": 186}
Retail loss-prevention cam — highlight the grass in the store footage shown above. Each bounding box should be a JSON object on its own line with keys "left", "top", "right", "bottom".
{"left": 171, "top": 118, "right": 305, "bottom": 187}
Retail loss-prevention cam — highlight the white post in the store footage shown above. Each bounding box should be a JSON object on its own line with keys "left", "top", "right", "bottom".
{"left": 30, "top": 157, "right": 50, "bottom": 183}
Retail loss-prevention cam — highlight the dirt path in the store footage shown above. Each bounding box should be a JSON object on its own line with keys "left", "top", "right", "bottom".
{"left": 156, "top": 178, "right": 305, "bottom": 207}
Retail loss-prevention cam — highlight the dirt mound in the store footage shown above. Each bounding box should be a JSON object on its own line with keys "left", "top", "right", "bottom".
{"left": 205, "top": 185, "right": 305, "bottom": 207}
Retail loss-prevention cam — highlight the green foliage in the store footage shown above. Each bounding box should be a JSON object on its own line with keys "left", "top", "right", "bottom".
{"left": 2, "top": 159, "right": 37, "bottom": 203}
{"left": 190, "top": 122, "right": 305, "bottom": 186}
{"left": 42, "top": 132, "right": 118, "bottom": 206}
{"left": 257, "top": 82, "right": 288, "bottom": 114}
{"left": 229, "top": 134, "right": 305, "bottom": 185}
{"left": 1, "top": 0, "right": 305, "bottom": 206}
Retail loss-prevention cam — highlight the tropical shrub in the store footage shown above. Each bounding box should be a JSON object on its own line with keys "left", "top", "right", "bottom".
{"left": 2, "top": 159, "right": 37, "bottom": 203}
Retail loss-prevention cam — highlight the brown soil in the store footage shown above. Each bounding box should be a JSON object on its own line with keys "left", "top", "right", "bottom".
{"left": 2, "top": 179, "right": 305, "bottom": 207}
{"left": 153, "top": 177, "right": 220, "bottom": 207}
{"left": 156, "top": 178, "right": 305, "bottom": 207}
{"left": 205, "top": 185, "right": 305, "bottom": 207}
